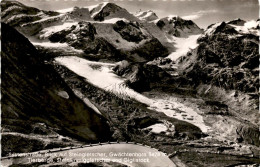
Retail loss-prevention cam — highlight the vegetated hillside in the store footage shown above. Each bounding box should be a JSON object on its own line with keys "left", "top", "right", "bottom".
{"left": 1, "top": 23, "right": 112, "bottom": 155}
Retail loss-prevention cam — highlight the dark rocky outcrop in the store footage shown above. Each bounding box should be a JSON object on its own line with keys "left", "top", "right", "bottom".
{"left": 113, "top": 20, "right": 146, "bottom": 43}
{"left": 1, "top": 23, "right": 112, "bottom": 155}
{"left": 130, "top": 38, "right": 169, "bottom": 62}
{"left": 113, "top": 60, "right": 172, "bottom": 92}
{"left": 236, "top": 125, "right": 260, "bottom": 146}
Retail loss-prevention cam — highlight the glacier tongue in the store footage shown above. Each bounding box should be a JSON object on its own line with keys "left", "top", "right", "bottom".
{"left": 55, "top": 56, "right": 210, "bottom": 133}
{"left": 167, "top": 34, "right": 201, "bottom": 61}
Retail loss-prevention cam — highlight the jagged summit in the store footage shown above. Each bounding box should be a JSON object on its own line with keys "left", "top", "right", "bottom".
{"left": 227, "top": 18, "right": 246, "bottom": 26}
{"left": 90, "top": 2, "right": 138, "bottom": 21}
{"left": 204, "top": 19, "right": 259, "bottom": 36}
{"left": 155, "top": 15, "right": 203, "bottom": 37}
{"left": 135, "top": 10, "right": 158, "bottom": 21}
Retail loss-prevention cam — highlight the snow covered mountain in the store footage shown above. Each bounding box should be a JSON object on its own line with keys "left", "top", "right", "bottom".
{"left": 204, "top": 18, "right": 259, "bottom": 36}
{"left": 90, "top": 2, "right": 139, "bottom": 21}
{"left": 135, "top": 10, "right": 159, "bottom": 22}
{"left": 155, "top": 15, "right": 203, "bottom": 37}
{"left": 2, "top": 1, "right": 206, "bottom": 63}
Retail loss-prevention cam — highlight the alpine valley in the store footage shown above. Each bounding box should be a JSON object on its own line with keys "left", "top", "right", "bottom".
{"left": 1, "top": 0, "right": 260, "bottom": 166}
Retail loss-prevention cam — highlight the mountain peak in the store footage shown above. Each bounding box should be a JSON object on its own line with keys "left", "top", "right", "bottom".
{"left": 135, "top": 10, "right": 158, "bottom": 21}
{"left": 227, "top": 18, "right": 246, "bottom": 26}
{"left": 204, "top": 19, "right": 259, "bottom": 36}
{"left": 155, "top": 15, "right": 203, "bottom": 37}
{"left": 90, "top": 2, "right": 138, "bottom": 21}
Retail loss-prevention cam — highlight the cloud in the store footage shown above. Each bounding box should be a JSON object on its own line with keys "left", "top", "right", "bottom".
{"left": 182, "top": 9, "right": 218, "bottom": 20}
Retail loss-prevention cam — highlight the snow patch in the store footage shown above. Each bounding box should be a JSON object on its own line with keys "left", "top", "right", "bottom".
{"left": 29, "top": 14, "right": 65, "bottom": 24}
{"left": 101, "top": 18, "right": 129, "bottom": 24}
{"left": 230, "top": 20, "right": 259, "bottom": 36}
{"left": 144, "top": 124, "right": 167, "bottom": 133}
{"left": 148, "top": 97, "right": 210, "bottom": 133}
{"left": 57, "top": 91, "right": 69, "bottom": 99}
{"left": 39, "top": 22, "right": 78, "bottom": 39}
{"left": 135, "top": 10, "right": 158, "bottom": 21}
{"left": 73, "top": 90, "right": 102, "bottom": 115}
{"left": 32, "top": 42, "right": 69, "bottom": 48}
{"left": 56, "top": 7, "right": 74, "bottom": 13}
{"left": 32, "top": 42, "right": 84, "bottom": 53}
{"left": 204, "top": 22, "right": 222, "bottom": 36}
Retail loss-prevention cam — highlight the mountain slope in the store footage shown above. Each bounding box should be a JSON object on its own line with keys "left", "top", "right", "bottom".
{"left": 1, "top": 0, "right": 58, "bottom": 26}
{"left": 1, "top": 0, "right": 64, "bottom": 35}
{"left": 1, "top": 23, "right": 112, "bottom": 155}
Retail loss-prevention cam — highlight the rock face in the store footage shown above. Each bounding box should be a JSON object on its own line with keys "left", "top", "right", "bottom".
{"left": 113, "top": 20, "right": 147, "bottom": 43}
{"left": 156, "top": 16, "right": 203, "bottom": 37}
{"left": 113, "top": 60, "right": 172, "bottom": 91}
{"left": 129, "top": 38, "right": 169, "bottom": 62}
{"left": 178, "top": 19, "right": 259, "bottom": 95}
{"left": 1, "top": 23, "right": 112, "bottom": 149}
{"left": 236, "top": 125, "right": 260, "bottom": 146}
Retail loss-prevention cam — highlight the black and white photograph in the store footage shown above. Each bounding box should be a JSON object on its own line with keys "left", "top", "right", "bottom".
{"left": 1, "top": 0, "right": 259, "bottom": 166}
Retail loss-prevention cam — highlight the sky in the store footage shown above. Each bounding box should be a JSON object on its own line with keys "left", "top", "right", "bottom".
{"left": 16, "top": 0, "right": 259, "bottom": 28}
